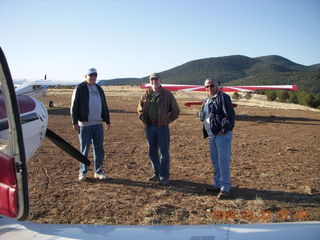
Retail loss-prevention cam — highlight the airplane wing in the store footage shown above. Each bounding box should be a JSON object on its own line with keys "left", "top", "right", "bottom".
{"left": 140, "top": 83, "right": 298, "bottom": 92}
{"left": 140, "top": 83, "right": 206, "bottom": 92}
{"left": 140, "top": 83, "right": 298, "bottom": 107}
{"left": 14, "top": 79, "right": 83, "bottom": 106}
{"left": 0, "top": 215, "right": 319, "bottom": 240}
{"left": 14, "top": 79, "right": 82, "bottom": 87}
{"left": 220, "top": 85, "right": 298, "bottom": 92}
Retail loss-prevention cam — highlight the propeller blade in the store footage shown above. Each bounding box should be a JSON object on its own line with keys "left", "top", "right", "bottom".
{"left": 45, "top": 128, "right": 91, "bottom": 166}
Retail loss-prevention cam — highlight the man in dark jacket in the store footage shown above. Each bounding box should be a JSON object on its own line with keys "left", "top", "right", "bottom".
{"left": 71, "top": 68, "right": 111, "bottom": 181}
{"left": 200, "top": 79, "right": 235, "bottom": 199}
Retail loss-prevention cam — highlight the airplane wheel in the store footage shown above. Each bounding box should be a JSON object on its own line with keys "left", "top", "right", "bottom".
{"left": 49, "top": 101, "right": 54, "bottom": 108}
{"left": 245, "top": 93, "right": 252, "bottom": 99}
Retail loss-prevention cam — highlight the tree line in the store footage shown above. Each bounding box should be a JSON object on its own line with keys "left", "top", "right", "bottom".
{"left": 259, "top": 90, "right": 320, "bottom": 109}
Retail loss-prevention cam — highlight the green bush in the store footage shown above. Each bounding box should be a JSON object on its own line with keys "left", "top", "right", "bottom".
{"left": 241, "top": 89, "right": 320, "bottom": 109}
{"left": 266, "top": 91, "right": 277, "bottom": 101}
{"left": 288, "top": 92, "right": 299, "bottom": 104}
{"left": 296, "top": 91, "right": 319, "bottom": 108}
{"left": 232, "top": 92, "right": 240, "bottom": 100}
{"left": 313, "top": 93, "right": 320, "bottom": 108}
{"left": 277, "top": 91, "right": 290, "bottom": 102}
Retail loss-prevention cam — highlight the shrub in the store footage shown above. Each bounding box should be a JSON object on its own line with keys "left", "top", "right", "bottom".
{"left": 277, "top": 91, "right": 290, "bottom": 102}
{"left": 298, "top": 92, "right": 315, "bottom": 107}
{"left": 313, "top": 93, "right": 320, "bottom": 108}
{"left": 232, "top": 92, "right": 240, "bottom": 100}
{"left": 289, "top": 92, "right": 299, "bottom": 104}
{"left": 266, "top": 91, "right": 277, "bottom": 101}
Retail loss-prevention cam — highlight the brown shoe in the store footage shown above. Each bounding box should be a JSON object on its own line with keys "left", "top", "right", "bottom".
{"left": 205, "top": 185, "right": 220, "bottom": 193}
{"left": 217, "top": 190, "right": 231, "bottom": 200}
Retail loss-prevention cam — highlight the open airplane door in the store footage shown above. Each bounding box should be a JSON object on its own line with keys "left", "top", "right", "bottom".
{"left": 0, "top": 47, "right": 29, "bottom": 220}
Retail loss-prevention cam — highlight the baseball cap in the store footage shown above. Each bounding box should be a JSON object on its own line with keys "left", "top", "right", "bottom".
{"left": 149, "top": 72, "right": 160, "bottom": 80}
{"left": 87, "top": 68, "right": 97, "bottom": 75}
{"left": 204, "top": 78, "right": 214, "bottom": 87}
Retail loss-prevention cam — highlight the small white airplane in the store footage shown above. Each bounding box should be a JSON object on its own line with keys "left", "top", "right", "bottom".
{"left": 0, "top": 48, "right": 319, "bottom": 239}
{"left": 140, "top": 83, "right": 298, "bottom": 107}
{"left": 14, "top": 76, "right": 82, "bottom": 107}
{"left": 14, "top": 78, "right": 49, "bottom": 99}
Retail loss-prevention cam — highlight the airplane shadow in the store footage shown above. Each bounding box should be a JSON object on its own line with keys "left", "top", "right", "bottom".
{"left": 47, "top": 108, "right": 137, "bottom": 116}
{"left": 86, "top": 178, "right": 320, "bottom": 204}
{"left": 48, "top": 107, "right": 137, "bottom": 116}
{"left": 236, "top": 114, "right": 320, "bottom": 126}
{"left": 47, "top": 107, "right": 70, "bottom": 116}
{"left": 109, "top": 109, "right": 137, "bottom": 114}
{"left": 47, "top": 108, "right": 319, "bottom": 126}
{"left": 230, "top": 187, "right": 320, "bottom": 204}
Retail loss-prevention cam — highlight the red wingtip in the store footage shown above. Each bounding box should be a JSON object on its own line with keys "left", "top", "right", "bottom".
{"left": 139, "top": 83, "right": 148, "bottom": 89}
{"left": 184, "top": 101, "right": 202, "bottom": 107}
{"left": 292, "top": 85, "right": 298, "bottom": 91}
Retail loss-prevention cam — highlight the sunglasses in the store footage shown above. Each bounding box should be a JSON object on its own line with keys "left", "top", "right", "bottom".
{"left": 150, "top": 78, "right": 159, "bottom": 81}
{"left": 89, "top": 73, "right": 97, "bottom": 77}
{"left": 205, "top": 84, "right": 216, "bottom": 89}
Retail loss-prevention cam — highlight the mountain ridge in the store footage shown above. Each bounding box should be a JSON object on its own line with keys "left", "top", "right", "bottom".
{"left": 99, "top": 55, "right": 320, "bottom": 94}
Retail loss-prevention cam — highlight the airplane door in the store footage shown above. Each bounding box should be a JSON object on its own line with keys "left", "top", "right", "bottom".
{"left": 0, "top": 47, "right": 29, "bottom": 220}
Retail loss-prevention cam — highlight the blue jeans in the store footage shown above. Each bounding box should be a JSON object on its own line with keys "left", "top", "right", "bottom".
{"left": 146, "top": 124, "right": 170, "bottom": 179}
{"left": 79, "top": 124, "right": 105, "bottom": 175}
{"left": 209, "top": 131, "right": 233, "bottom": 192}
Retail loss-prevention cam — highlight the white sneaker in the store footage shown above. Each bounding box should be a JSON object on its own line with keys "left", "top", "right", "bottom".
{"left": 79, "top": 174, "right": 86, "bottom": 181}
{"left": 94, "top": 172, "right": 107, "bottom": 180}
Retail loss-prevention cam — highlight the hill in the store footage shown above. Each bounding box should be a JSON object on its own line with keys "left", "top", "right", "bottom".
{"left": 101, "top": 55, "right": 320, "bottom": 94}
{"left": 98, "top": 78, "right": 139, "bottom": 86}
{"left": 310, "top": 63, "right": 320, "bottom": 71}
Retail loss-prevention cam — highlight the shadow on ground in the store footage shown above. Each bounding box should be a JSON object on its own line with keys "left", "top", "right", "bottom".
{"left": 85, "top": 177, "right": 320, "bottom": 204}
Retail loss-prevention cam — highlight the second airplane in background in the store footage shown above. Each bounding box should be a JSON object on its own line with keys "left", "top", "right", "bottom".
{"left": 140, "top": 82, "right": 298, "bottom": 107}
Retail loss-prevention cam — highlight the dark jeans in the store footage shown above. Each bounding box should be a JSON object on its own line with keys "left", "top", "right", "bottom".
{"left": 146, "top": 124, "right": 170, "bottom": 179}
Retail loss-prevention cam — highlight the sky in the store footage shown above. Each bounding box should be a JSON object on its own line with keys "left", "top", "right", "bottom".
{"left": 1, "top": 0, "right": 319, "bottom": 81}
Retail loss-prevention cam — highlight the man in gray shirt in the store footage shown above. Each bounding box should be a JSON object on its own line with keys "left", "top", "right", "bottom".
{"left": 71, "top": 68, "right": 111, "bottom": 181}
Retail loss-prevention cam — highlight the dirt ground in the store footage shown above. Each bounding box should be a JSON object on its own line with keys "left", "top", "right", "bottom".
{"left": 27, "top": 86, "right": 320, "bottom": 225}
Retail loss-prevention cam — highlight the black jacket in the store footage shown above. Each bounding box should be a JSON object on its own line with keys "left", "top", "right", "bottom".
{"left": 201, "top": 91, "right": 235, "bottom": 138}
{"left": 71, "top": 82, "right": 110, "bottom": 125}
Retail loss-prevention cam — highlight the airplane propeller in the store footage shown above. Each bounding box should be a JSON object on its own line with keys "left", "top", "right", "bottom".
{"left": 45, "top": 128, "right": 91, "bottom": 166}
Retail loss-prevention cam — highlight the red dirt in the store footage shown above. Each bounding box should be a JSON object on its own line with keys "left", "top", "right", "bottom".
{"left": 27, "top": 89, "right": 320, "bottom": 225}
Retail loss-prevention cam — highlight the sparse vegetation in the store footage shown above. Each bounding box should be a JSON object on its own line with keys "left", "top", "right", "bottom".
{"left": 232, "top": 92, "right": 240, "bottom": 100}
{"left": 278, "top": 91, "right": 290, "bottom": 102}
{"left": 266, "top": 91, "right": 277, "bottom": 101}
{"left": 263, "top": 90, "right": 320, "bottom": 109}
